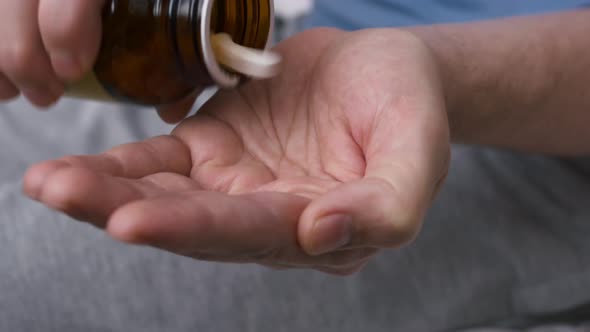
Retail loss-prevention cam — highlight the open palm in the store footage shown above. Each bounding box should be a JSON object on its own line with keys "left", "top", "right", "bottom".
{"left": 24, "top": 28, "right": 450, "bottom": 275}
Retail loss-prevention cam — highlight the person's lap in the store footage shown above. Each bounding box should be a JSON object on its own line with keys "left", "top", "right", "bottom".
{"left": 1, "top": 98, "right": 589, "bottom": 331}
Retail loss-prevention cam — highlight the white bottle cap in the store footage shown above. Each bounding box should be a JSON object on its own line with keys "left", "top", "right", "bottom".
{"left": 211, "top": 33, "right": 282, "bottom": 80}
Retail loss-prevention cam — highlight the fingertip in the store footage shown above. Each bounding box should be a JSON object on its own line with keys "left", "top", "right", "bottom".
{"left": 157, "top": 96, "right": 196, "bottom": 124}
{"left": 157, "top": 108, "right": 186, "bottom": 125}
{"left": 23, "top": 160, "right": 69, "bottom": 200}
{"left": 39, "top": 167, "right": 97, "bottom": 212}
{"left": 26, "top": 92, "right": 62, "bottom": 109}
{"left": 107, "top": 203, "right": 147, "bottom": 245}
{"left": 300, "top": 213, "right": 353, "bottom": 256}
{"left": 298, "top": 185, "right": 358, "bottom": 254}
{"left": 25, "top": 81, "right": 64, "bottom": 108}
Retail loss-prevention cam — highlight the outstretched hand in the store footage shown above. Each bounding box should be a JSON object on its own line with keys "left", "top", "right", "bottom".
{"left": 24, "top": 28, "right": 450, "bottom": 275}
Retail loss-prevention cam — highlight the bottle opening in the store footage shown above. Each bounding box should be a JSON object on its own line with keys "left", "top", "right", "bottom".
{"left": 200, "top": 0, "right": 238, "bottom": 88}
{"left": 201, "top": 0, "right": 274, "bottom": 88}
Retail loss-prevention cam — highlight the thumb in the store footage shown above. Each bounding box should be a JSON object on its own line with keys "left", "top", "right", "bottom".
{"left": 299, "top": 149, "right": 448, "bottom": 256}
{"left": 298, "top": 179, "right": 423, "bottom": 256}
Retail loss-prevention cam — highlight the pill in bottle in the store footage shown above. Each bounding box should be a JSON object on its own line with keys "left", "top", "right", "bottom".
{"left": 67, "top": 0, "right": 276, "bottom": 106}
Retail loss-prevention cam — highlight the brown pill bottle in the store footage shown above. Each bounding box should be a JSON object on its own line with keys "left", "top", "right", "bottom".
{"left": 67, "top": 0, "right": 274, "bottom": 106}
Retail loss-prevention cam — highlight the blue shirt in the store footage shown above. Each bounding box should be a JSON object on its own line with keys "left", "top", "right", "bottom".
{"left": 310, "top": 0, "right": 590, "bottom": 29}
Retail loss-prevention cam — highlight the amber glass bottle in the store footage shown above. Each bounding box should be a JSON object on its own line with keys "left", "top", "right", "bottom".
{"left": 67, "top": 0, "right": 273, "bottom": 106}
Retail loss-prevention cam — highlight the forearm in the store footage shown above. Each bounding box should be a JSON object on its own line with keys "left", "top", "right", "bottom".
{"left": 408, "top": 10, "right": 590, "bottom": 155}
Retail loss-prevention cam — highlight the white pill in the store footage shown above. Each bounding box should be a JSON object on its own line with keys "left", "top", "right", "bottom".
{"left": 211, "top": 33, "right": 282, "bottom": 79}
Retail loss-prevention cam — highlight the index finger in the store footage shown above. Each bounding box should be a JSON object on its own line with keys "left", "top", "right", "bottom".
{"left": 23, "top": 135, "right": 192, "bottom": 199}
{"left": 38, "top": 0, "right": 105, "bottom": 81}
{"left": 107, "top": 191, "right": 377, "bottom": 268}
{"left": 108, "top": 191, "right": 309, "bottom": 259}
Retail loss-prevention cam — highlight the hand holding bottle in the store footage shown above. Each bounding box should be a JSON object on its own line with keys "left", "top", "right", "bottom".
{"left": 0, "top": 0, "right": 104, "bottom": 106}
{"left": 0, "top": 0, "right": 278, "bottom": 124}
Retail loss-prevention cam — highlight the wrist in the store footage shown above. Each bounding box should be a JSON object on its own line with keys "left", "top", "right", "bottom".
{"left": 403, "top": 26, "right": 466, "bottom": 142}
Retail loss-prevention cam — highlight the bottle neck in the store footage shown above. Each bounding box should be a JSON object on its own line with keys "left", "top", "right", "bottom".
{"left": 172, "top": 0, "right": 273, "bottom": 88}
